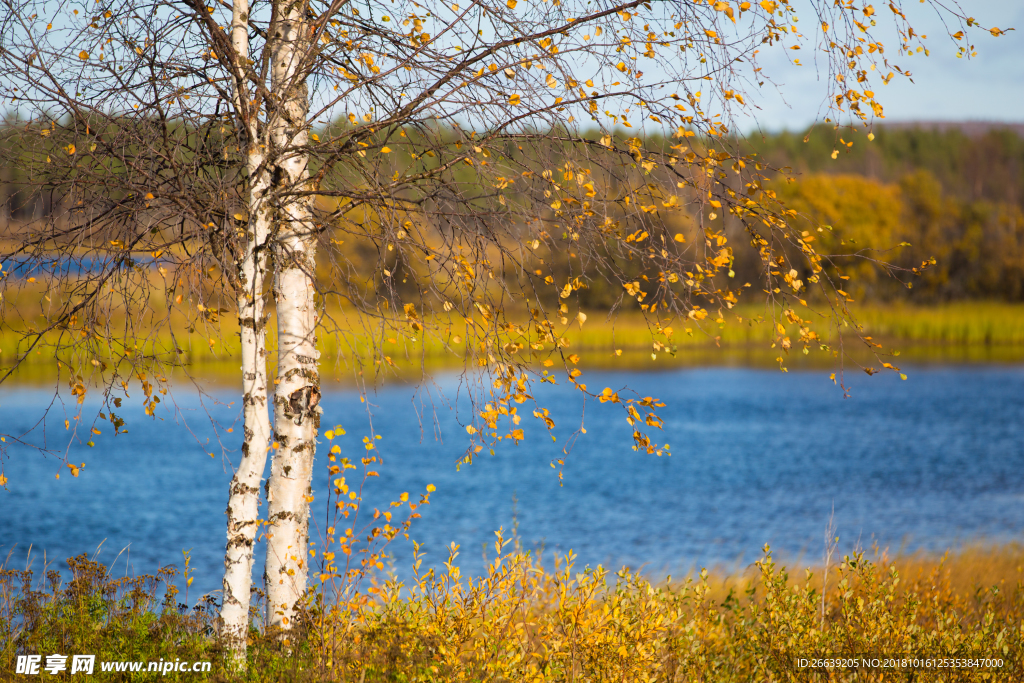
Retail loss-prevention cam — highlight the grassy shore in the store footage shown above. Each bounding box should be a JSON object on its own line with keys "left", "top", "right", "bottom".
{"left": 2, "top": 541, "right": 1022, "bottom": 681}
{"left": 2, "top": 300, "right": 1023, "bottom": 386}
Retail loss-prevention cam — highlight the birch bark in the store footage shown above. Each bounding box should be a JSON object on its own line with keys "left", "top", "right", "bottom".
{"left": 220, "top": 0, "right": 273, "bottom": 657}
{"left": 265, "top": 0, "right": 319, "bottom": 631}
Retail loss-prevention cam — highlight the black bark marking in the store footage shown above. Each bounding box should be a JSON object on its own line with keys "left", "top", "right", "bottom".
{"left": 284, "top": 385, "right": 321, "bottom": 424}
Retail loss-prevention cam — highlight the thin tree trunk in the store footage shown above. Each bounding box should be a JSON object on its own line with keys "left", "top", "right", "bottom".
{"left": 220, "top": 0, "right": 272, "bottom": 658}
{"left": 265, "top": 0, "right": 319, "bottom": 632}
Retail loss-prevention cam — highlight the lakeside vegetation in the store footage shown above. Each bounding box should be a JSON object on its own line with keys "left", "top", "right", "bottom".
{"left": 3, "top": 296, "right": 1024, "bottom": 384}
{"left": 3, "top": 540, "right": 1022, "bottom": 681}
{"left": 4, "top": 123, "right": 1023, "bottom": 385}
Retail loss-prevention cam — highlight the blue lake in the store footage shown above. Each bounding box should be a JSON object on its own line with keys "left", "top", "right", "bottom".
{"left": 2, "top": 365, "right": 1023, "bottom": 600}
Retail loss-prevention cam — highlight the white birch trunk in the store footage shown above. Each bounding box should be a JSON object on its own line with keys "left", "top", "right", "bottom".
{"left": 220, "top": 0, "right": 272, "bottom": 658}
{"left": 265, "top": 0, "right": 319, "bottom": 632}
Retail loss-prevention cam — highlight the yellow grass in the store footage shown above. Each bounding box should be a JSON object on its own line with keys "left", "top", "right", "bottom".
{"left": 3, "top": 281, "right": 1024, "bottom": 386}
{"left": 7, "top": 539, "right": 1022, "bottom": 680}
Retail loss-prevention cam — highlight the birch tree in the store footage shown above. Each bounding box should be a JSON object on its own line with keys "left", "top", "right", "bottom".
{"left": 219, "top": 0, "right": 275, "bottom": 651}
{"left": 0, "top": 0, "right": 1000, "bottom": 662}
{"left": 262, "top": 0, "right": 320, "bottom": 634}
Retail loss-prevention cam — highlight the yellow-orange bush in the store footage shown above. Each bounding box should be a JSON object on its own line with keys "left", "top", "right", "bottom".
{"left": 304, "top": 535, "right": 1024, "bottom": 682}
{"left": 3, "top": 538, "right": 1023, "bottom": 680}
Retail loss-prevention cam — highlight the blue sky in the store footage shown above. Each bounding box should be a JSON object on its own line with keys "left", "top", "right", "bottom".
{"left": 740, "top": 0, "right": 1024, "bottom": 132}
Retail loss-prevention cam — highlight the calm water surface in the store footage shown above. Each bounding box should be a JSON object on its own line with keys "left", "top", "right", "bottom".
{"left": 2, "top": 366, "right": 1023, "bottom": 598}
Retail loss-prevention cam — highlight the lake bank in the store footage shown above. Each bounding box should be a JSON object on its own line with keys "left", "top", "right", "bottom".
{"left": 2, "top": 301, "right": 1023, "bottom": 386}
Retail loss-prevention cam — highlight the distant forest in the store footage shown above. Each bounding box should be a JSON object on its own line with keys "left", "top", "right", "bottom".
{"left": 2, "top": 121, "right": 1022, "bottom": 305}
{"left": 742, "top": 123, "right": 1024, "bottom": 302}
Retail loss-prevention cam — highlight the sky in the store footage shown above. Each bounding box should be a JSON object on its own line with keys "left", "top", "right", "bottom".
{"left": 737, "top": 0, "right": 1024, "bottom": 133}
{"left": 4, "top": 0, "right": 1018, "bottom": 136}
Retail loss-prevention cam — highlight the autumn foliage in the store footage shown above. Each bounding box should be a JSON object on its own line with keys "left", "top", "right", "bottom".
{"left": 3, "top": 537, "right": 1023, "bottom": 681}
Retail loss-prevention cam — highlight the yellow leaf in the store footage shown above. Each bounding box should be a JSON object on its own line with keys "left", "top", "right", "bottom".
{"left": 64, "top": 144, "right": 76, "bottom": 155}
{"left": 466, "top": 425, "right": 478, "bottom": 434}
{"left": 508, "top": 93, "right": 521, "bottom": 105}
{"left": 427, "top": 483, "right": 436, "bottom": 492}
{"left": 0, "top": 475, "right": 6, "bottom": 486}
{"left": 759, "top": 0, "right": 776, "bottom": 11}
{"left": 616, "top": 62, "right": 627, "bottom": 72}
{"left": 381, "top": 146, "right": 392, "bottom": 153}
{"left": 233, "top": 213, "right": 246, "bottom": 221}
{"left": 310, "top": 133, "right": 319, "bottom": 142}
{"left": 507, "top": 0, "right": 516, "bottom": 7}
{"left": 79, "top": 51, "right": 89, "bottom": 60}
